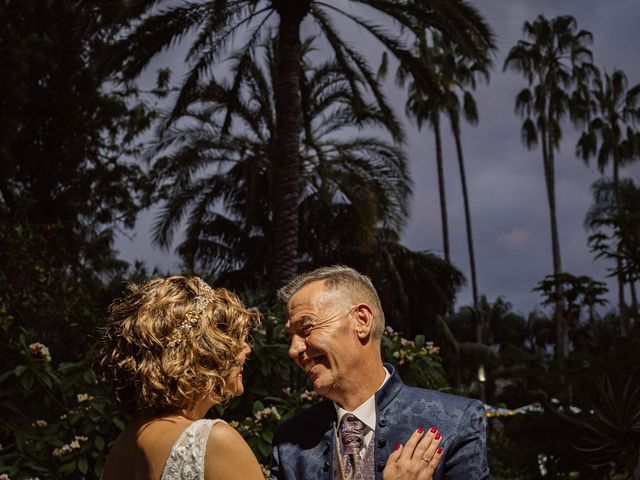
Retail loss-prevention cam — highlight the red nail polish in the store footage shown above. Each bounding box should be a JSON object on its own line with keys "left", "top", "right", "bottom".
{"left": 395, "top": 443, "right": 402, "bottom": 450}
{"left": 437, "top": 447, "right": 443, "bottom": 454}
{"left": 430, "top": 427, "right": 437, "bottom": 433}
{"left": 435, "top": 433, "right": 441, "bottom": 440}
{"left": 417, "top": 427, "right": 424, "bottom": 434}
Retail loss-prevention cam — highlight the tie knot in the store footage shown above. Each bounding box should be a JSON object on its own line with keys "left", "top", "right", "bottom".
{"left": 340, "top": 414, "right": 365, "bottom": 455}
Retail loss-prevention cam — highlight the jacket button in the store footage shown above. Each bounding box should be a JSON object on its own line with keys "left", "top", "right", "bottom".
{"left": 377, "top": 462, "right": 385, "bottom": 472}
{"left": 378, "top": 417, "right": 387, "bottom": 427}
{"left": 377, "top": 438, "right": 386, "bottom": 448}
{"left": 323, "top": 461, "right": 330, "bottom": 471}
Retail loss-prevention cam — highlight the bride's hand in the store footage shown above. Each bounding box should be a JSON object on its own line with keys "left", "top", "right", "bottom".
{"left": 382, "top": 427, "right": 443, "bottom": 480}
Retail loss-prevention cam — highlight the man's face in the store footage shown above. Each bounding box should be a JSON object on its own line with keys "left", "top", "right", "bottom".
{"left": 285, "top": 281, "right": 360, "bottom": 399}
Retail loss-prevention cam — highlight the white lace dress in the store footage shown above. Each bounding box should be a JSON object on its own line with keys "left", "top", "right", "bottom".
{"left": 160, "top": 419, "right": 224, "bottom": 480}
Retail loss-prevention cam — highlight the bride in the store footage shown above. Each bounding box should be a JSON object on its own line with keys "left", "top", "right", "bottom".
{"left": 100, "top": 276, "right": 442, "bottom": 480}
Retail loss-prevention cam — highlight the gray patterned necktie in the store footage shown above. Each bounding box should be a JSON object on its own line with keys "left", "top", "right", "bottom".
{"left": 339, "top": 414, "right": 366, "bottom": 480}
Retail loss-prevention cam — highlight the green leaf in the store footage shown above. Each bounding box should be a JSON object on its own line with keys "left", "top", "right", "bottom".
{"left": 14, "top": 365, "right": 27, "bottom": 377}
{"left": 78, "top": 458, "right": 88, "bottom": 474}
{"left": 415, "top": 335, "right": 425, "bottom": 348}
{"left": 261, "top": 428, "right": 273, "bottom": 443}
{"left": 20, "top": 372, "right": 34, "bottom": 391}
{"left": 95, "top": 435, "right": 105, "bottom": 451}
{"left": 252, "top": 400, "right": 265, "bottom": 414}
{"left": 113, "top": 417, "right": 126, "bottom": 430}
{"left": 257, "top": 439, "right": 270, "bottom": 459}
{"left": 58, "top": 460, "right": 77, "bottom": 475}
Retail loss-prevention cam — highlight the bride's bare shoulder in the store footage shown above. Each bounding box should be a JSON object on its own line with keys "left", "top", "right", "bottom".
{"left": 204, "top": 421, "right": 264, "bottom": 480}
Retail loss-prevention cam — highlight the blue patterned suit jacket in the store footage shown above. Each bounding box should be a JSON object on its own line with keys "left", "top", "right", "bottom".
{"left": 270, "top": 364, "right": 489, "bottom": 480}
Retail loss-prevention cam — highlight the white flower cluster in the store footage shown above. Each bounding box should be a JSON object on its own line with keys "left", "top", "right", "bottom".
{"left": 0, "top": 474, "right": 10, "bottom": 480}
{"left": 28, "top": 342, "right": 51, "bottom": 362}
{"left": 31, "top": 419, "right": 48, "bottom": 428}
{"left": 52, "top": 436, "right": 88, "bottom": 457}
{"left": 260, "top": 463, "right": 270, "bottom": 479}
{"left": 299, "top": 389, "right": 318, "bottom": 402}
{"left": 254, "top": 406, "right": 281, "bottom": 424}
{"left": 400, "top": 338, "right": 413, "bottom": 347}
{"left": 76, "top": 393, "right": 93, "bottom": 403}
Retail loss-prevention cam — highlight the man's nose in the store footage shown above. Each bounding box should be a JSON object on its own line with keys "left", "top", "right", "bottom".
{"left": 288, "top": 334, "right": 306, "bottom": 360}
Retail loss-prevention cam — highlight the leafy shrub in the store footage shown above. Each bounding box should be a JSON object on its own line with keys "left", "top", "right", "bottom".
{"left": 0, "top": 332, "right": 127, "bottom": 479}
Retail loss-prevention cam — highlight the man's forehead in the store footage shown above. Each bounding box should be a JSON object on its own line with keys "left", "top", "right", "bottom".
{"left": 287, "top": 280, "right": 329, "bottom": 311}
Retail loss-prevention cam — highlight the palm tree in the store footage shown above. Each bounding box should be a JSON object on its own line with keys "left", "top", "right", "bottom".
{"left": 503, "top": 15, "right": 594, "bottom": 384}
{"left": 436, "top": 34, "right": 491, "bottom": 312}
{"left": 404, "top": 33, "right": 491, "bottom": 306}
{"left": 405, "top": 54, "right": 451, "bottom": 266}
{"left": 586, "top": 178, "right": 640, "bottom": 321}
{"left": 104, "top": 0, "right": 495, "bottom": 287}
{"left": 150, "top": 38, "right": 411, "bottom": 289}
{"left": 577, "top": 69, "right": 640, "bottom": 336}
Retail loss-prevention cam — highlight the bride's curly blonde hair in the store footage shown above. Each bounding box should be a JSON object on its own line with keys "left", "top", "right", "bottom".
{"left": 100, "top": 276, "right": 260, "bottom": 414}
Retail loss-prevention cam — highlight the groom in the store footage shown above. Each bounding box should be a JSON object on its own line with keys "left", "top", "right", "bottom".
{"left": 270, "top": 266, "right": 489, "bottom": 479}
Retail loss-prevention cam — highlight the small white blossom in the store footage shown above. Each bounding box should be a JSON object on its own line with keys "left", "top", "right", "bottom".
{"left": 29, "top": 342, "right": 51, "bottom": 361}
{"left": 281, "top": 387, "right": 291, "bottom": 397}
{"left": 0, "top": 473, "right": 10, "bottom": 480}
{"left": 254, "top": 406, "right": 281, "bottom": 423}
{"left": 31, "top": 420, "right": 48, "bottom": 428}
{"left": 52, "top": 435, "right": 88, "bottom": 457}
{"left": 299, "top": 389, "right": 318, "bottom": 402}
{"left": 76, "top": 393, "right": 93, "bottom": 403}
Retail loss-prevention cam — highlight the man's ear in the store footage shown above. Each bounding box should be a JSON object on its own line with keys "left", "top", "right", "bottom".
{"left": 353, "top": 303, "right": 374, "bottom": 340}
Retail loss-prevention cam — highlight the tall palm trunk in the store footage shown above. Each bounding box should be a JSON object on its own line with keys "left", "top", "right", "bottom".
{"left": 543, "top": 120, "right": 567, "bottom": 393}
{"left": 452, "top": 120, "right": 478, "bottom": 309}
{"left": 433, "top": 112, "right": 450, "bottom": 265}
{"left": 612, "top": 151, "right": 628, "bottom": 337}
{"left": 270, "top": 5, "right": 307, "bottom": 288}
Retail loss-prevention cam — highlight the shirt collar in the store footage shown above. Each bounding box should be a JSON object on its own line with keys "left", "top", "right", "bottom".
{"left": 334, "top": 366, "right": 391, "bottom": 431}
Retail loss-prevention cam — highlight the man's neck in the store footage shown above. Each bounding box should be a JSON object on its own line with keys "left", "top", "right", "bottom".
{"left": 331, "top": 362, "right": 387, "bottom": 411}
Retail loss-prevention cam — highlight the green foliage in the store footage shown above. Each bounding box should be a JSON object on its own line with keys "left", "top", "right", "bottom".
{"left": 0, "top": 332, "right": 127, "bottom": 479}
{"left": 586, "top": 178, "right": 640, "bottom": 284}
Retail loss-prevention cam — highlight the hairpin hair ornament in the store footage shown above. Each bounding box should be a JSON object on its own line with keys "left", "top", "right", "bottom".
{"left": 165, "top": 278, "right": 216, "bottom": 348}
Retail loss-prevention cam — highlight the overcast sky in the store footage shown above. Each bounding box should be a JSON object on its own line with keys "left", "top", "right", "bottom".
{"left": 114, "top": 0, "right": 640, "bottom": 314}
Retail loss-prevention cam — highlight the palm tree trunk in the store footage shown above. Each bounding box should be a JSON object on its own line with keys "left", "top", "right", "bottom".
{"left": 543, "top": 122, "right": 567, "bottom": 397}
{"left": 433, "top": 112, "right": 450, "bottom": 265}
{"left": 452, "top": 120, "right": 478, "bottom": 309}
{"left": 612, "top": 153, "right": 628, "bottom": 337}
{"left": 270, "top": 6, "right": 307, "bottom": 289}
{"left": 630, "top": 279, "right": 638, "bottom": 318}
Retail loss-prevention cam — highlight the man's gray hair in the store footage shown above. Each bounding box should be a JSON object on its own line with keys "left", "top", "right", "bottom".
{"left": 278, "top": 265, "right": 385, "bottom": 339}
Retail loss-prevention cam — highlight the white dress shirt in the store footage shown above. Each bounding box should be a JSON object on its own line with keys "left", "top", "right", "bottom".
{"left": 334, "top": 367, "right": 391, "bottom": 459}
